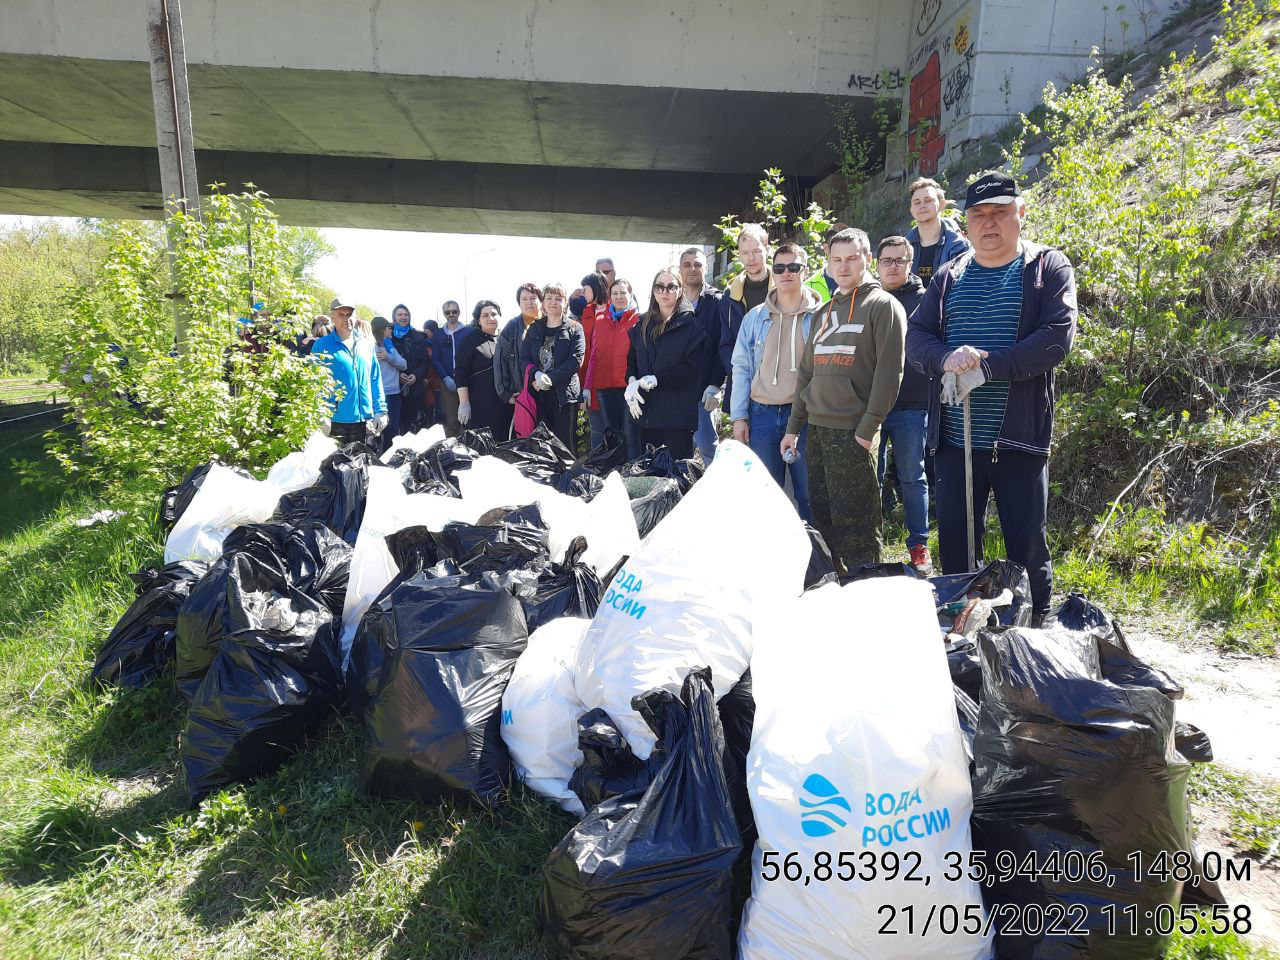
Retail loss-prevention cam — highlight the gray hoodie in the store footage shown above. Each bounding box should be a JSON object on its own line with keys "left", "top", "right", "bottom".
{"left": 750, "top": 286, "right": 824, "bottom": 407}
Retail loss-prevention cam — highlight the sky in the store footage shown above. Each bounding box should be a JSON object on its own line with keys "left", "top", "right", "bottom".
{"left": 0, "top": 214, "right": 689, "bottom": 328}
{"left": 314, "top": 229, "right": 693, "bottom": 327}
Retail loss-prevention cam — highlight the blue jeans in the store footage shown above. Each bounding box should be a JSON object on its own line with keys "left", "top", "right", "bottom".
{"left": 587, "top": 404, "right": 607, "bottom": 452}
{"left": 876, "top": 408, "right": 929, "bottom": 548}
{"left": 748, "top": 401, "right": 810, "bottom": 521}
{"left": 695, "top": 403, "right": 719, "bottom": 462}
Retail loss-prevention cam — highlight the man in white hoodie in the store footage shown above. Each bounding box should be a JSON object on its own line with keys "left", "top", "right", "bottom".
{"left": 729, "top": 241, "right": 823, "bottom": 521}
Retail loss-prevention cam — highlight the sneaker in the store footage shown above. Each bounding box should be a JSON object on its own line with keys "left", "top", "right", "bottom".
{"left": 909, "top": 544, "right": 933, "bottom": 575}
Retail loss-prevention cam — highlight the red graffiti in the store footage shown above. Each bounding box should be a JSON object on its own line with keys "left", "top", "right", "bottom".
{"left": 908, "top": 51, "right": 946, "bottom": 175}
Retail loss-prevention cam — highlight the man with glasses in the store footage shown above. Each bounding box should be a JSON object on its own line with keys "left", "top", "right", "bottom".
{"left": 431, "top": 299, "right": 467, "bottom": 436}
{"left": 729, "top": 242, "right": 822, "bottom": 519}
{"left": 781, "top": 229, "right": 905, "bottom": 574}
{"left": 907, "top": 172, "right": 1078, "bottom": 625}
{"left": 875, "top": 235, "right": 934, "bottom": 573}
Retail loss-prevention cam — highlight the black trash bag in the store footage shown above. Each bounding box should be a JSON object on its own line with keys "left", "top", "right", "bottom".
{"left": 718, "top": 668, "right": 757, "bottom": 845}
{"left": 409, "top": 438, "right": 479, "bottom": 496}
{"left": 271, "top": 447, "right": 373, "bottom": 545}
{"left": 804, "top": 524, "right": 838, "bottom": 591}
{"left": 954, "top": 684, "right": 980, "bottom": 764}
{"left": 181, "top": 553, "right": 344, "bottom": 805}
{"left": 628, "top": 477, "right": 683, "bottom": 539}
{"left": 569, "top": 708, "right": 654, "bottom": 811}
{"left": 1055, "top": 592, "right": 1128, "bottom": 643}
{"left": 434, "top": 504, "right": 551, "bottom": 575}
{"left": 971, "top": 627, "right": 1193, "bottom": 960}
{"left": 517, "top": 536, "right": 603, "bottom": 633}
{"left": 457, "top": 428, "right": 499, "bottom": 455}
{"left": 360, "top": 575, "right": 529, "bottom": 807}
{"left": 930, "top": 558, "right": 1032, "bottom": 628}
{"left": 539, "top": 669, "right": 742, "bottom": 960}
{"left": 494, "top": 423, "right": 576, "bottom": 485}
{"left": 381, "top": 447, "right": 416, "bottom": 470}
{"left": 281, "top": 522, "right": 352, "bottom": 616}
{"left": 843, "top": 561, "right": 921, "bottom": 584}
{"left": 1097, "top": 635, "right": 1184, "bottom": 700}
{"left": 92, "top": 560, "right": 209, "bottom": 687}
{"left": 174, "top": 524, "right": 289, "bottom": 701}
{"left": 555, "top": 432, "right": 627, "bottom": 500}
{"left": 945, "top": 637, "right": 984, "bottom": 703}
{"left": 1175, "top": 721, "right": 1213, "bottom": 763}
{"left": 622, "top": 445, "right": 704, "bottom": 493}
{"left": 160, "top": 462, "right": 252, "bottom": 532}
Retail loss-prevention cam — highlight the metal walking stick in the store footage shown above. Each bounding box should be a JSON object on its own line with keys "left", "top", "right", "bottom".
{"left": 963, "top": 392, "right": 976, "bottom": 572}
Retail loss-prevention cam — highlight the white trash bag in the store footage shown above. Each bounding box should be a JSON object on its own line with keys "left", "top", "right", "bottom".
{"left": 738, "top": 577, "right": 992, "bottom": 960}
{"left": 265, "top": 430, "right": 337, "bottom": 494}
{"left": 163, "top": 463, "right": 281, "bottom": 563}
{"left": 574, "top": 439, "right": 808, "bottom": 759}
{"left": 380, "top": 424, "right": 446, "bottom": 464}
{"left": 501, "top": 617, "right": 591, "bottom": 817}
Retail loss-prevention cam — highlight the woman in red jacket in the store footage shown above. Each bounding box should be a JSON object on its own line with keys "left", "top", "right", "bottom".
{"left": 585, "top": 277, "right": 642, "bottom": 459}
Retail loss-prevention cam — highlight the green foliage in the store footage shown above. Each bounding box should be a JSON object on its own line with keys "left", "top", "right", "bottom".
{"left": 715, "top": 168, "right": 834, "bottom": 277}
{"left": 0, "top": 220, "right": 108, "bottom": 374}
{"left": 41, "top": 188, "right": 334, "bottom": 497}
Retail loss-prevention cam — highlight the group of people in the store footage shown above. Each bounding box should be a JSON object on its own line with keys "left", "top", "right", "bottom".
{"left": 313, "top": 171, "right": 1076, "bottom": 626}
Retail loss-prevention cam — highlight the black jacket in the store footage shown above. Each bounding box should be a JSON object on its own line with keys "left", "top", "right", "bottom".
{"left": 907, "top": 243, "right": 1077, "bottom": 458}
{"left": 626, "top": 309, "right": 707, "bottom": 431}
{"left": 390, "top": 327, "right": 431, "bottom": 383}
{"left": 887, "top": 274, "right": 932, "bottom": 412}
{"left": 519, "top": 318, "right": 586, "bottom": 405}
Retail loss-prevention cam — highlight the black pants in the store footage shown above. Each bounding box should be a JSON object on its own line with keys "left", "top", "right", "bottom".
{"left": 330, "top": 420, "right": 368, "bottom": 446}
{"left": 641, "top": 427, "right": 693, "bottom": 460}
{"left": 936, "top": 442, "right": 1052, "bottom": 616}
{"left": 536, "top": 394, "right": 577, "bottom": 450}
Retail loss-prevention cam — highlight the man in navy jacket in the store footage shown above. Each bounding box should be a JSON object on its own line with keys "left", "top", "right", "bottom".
{"left": 906, "top": 172, "right": 1076, "bottom": 623}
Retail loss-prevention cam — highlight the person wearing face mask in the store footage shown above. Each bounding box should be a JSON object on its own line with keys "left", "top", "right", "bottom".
{"left": 495, "top": 282, "right": 545, "bottom": 404}
{"left": 584, "top": 277, "right": 642, "bottom": 459}
{"left": 729, "top": 242, "right": 822, "bottom": 521}
{"left": 388, "top": 303, "right": 430, "bottom": 434}
{"left": 625, "top": 268, "right": 707, "bottom": 459}
{"left": 520, "top": 282, "right": 586, "bottom": 447}
{"left": 455, "top": 300, "right": 512, "bottom": 439}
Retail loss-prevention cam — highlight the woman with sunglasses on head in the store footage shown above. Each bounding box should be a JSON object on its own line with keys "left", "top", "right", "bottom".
{"left": 519, "top": 282, "right": 586, "bottom": 447}
{"left": 585, "top": 277, "right": 642, "bottom": 459}
{"left": 624, "top": 267, "right": 707, "bottom": 459}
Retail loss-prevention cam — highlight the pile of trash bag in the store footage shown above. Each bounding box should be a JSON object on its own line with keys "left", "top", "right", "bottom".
{"left": 621, "top": 445, "right": 704, "bottom": 493}
{"left": 181, "top": 551, "right": 345, "bottom": 804}
{"left": 272, "top": 445, "right": 376, "bottom": 545}
{"left": 539, "top": 670, "right": 742, "bottom": 960}
{"left": 931, "top": 558, "right": 1033, "bottom": 632}
{"left": 92, "top": 560, "right": 209, "bottom": 687}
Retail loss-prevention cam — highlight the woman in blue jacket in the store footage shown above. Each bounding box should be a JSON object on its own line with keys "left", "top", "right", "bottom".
{"left": 519, "top": 282, "right": 586, "bottom": 448}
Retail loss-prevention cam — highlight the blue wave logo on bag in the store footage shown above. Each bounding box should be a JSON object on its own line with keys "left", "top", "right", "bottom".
{"left": 799, "top": 773, "right": 850, "bottom": 837}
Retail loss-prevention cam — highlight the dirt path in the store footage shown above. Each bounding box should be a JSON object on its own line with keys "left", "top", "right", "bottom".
{"left": 1126, "top": 623, "right": 1280, "bottom": 950}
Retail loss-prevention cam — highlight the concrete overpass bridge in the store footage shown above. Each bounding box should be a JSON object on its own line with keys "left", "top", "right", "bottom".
{"left": 0, "top": 0, "right": 908, "bottom": 241}
{"left": 0, "top": 0, "right": 1177, "bottom": 241}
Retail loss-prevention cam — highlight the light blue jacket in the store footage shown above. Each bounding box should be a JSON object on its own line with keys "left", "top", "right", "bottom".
{"left": 729, "top": 286, "right": 824, "bottom": 422}
{"left": 311, "top": 329, "right": 386, "bottom": 423}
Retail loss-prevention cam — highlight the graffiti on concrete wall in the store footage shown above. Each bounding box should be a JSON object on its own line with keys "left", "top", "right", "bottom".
{"left": 847, "top": 67, "right": 904, "bottom": 93}
{"left": 907, "top": 0, "right": 974, "bottom": 175}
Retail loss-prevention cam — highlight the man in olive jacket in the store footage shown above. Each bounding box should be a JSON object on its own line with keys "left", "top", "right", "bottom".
{"left": 782, "top": 228, "right": 906, "bottom": 574}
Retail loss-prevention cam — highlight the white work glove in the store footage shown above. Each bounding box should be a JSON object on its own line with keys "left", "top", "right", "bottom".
{"left": 639, "top": 375, "right": 657, "bottom": 391}
{"left": 702, "top": 385, "right": 722, "bottom": 412}
{"left": 458, "top": 401, "right": 471, "bottom": 425}
{"left": 368, "top": 413, "right": 390, "bottom": 435}
{"left": 940, "top": 367, "right": 987, "bottom": 406}
{"left": 444, "top": 376, "right": 457, "bottom": 391}
{"left": 534, "top": 371, "right": 552, "bottom": 391}
{"left": 581, "top": 389, "right": 591, "bottom": 406}
{"left": 624, "top": 378, "right": 645, "bottom": 420}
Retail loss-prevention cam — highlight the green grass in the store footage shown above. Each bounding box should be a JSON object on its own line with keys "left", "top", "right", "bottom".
{"left": 1190, "top": 764, "right": 1280, "bottom": 860}
{"left": 1, "top": 427, "right": 1277, "bottom": 959}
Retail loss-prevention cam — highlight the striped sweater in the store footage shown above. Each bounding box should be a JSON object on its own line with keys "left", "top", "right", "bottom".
{"left": 785, "top": 278, "right": 906, "bottom": 443}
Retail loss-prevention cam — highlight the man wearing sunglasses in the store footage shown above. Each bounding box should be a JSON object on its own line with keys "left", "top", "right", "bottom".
{"left": 875, "top": 235, "right": 933, "bottom": 573}
{"left": 431, "top": 299, "right": 466, "bottom": 436}
{"left": 729, "top": 242, "right": 823, "bottom": 520}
